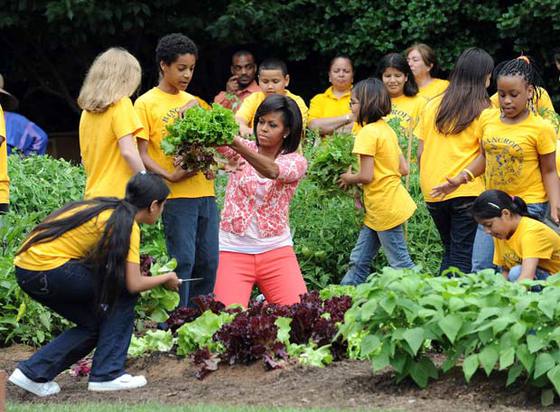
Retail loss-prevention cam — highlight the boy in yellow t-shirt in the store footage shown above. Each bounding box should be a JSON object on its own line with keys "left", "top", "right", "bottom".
{"left": 236, "top": 58, "right": 308, "bottom": 136}
{"left": 339, "top": 79, "right": 416, "bottom": 285}
{"left": 134, "top": 33, "right": 218, "bottom": 310}
{"left": 472, "top": 190, "right": 560, "bottom": 282}
{"left": 0, "top": 104, "right": 8, "bottom": 213}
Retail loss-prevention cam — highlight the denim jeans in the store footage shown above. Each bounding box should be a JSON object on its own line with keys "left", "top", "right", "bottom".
{"left": 15, "top": 260, "right": 137, "bottom": 382}
{"left": 426, "top": 196, "right": 477, "bottom": 274}
{"left": 471, "top": 202, "right": 548, "bottom": 272}
{"left": 340, "top": 224, "right": 415, "bottom": 286}
{"left": 507, "top": 265, "right": 550, "bottom": 282}
{"left": 162, "top": 197, "right": 219, "bottom": 308}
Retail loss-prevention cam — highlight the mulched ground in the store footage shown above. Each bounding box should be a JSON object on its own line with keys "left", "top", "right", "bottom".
{"left": 1, "top": 345, "right": 548, "bottom": 411}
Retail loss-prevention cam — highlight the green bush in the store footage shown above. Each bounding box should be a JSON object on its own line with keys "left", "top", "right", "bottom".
{"left": 339, "top": 268, "right": 560, "bottom": 406}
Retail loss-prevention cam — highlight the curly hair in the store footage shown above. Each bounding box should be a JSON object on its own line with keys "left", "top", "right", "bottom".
{"left": 156, "top": 33, "right": 198, "bottom": 68}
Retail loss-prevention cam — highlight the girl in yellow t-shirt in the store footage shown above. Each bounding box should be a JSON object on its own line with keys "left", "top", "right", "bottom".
{"left": 338, "top": 78, "right": 416, "bottom": 285}
{"left": 377, "top": 52, "right": 427, "bottom": 150}
{"left": 9, "top": 173, "right": 179, "bottom": 396}
{"left": 434, "top": 58, "right": 559, "bottom": 272}
{"left": 472, "top": 190, "right": 560, "bottom": 282}
{"left": 77, "top": 48, "right": 146, "bottom": 199}
{"left": 416, "top": 47, "right": 494, "bottom": 275}
{"left": 405, "top": 43, "right": 449, "bottom": 101}
{"left": 308, "top": 56, "right": 354, "bottom": 136}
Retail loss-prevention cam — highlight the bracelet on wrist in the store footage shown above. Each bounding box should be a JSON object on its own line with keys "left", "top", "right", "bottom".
{"left": 462, "top": 168, "right": 475, "bottom": 182}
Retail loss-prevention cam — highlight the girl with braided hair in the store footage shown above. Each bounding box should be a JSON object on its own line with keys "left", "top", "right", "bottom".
{"left": 432, "top": 57, "right": 559, "bottom": 272}
{"left": 489, "top": 56, "right": 556, "bottom": 119}
{"left": 472, "top": 190, "right": 560, "bottom": 283}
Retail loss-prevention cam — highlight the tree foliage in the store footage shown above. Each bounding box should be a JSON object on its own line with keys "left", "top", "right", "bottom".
{"left": 0, "top": 0, "right": 559, "bottom": 125}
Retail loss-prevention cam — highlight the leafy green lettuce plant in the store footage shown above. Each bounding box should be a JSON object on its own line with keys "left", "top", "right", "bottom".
{"left": 161, "top": 104, "right": 239, "bottom": 175}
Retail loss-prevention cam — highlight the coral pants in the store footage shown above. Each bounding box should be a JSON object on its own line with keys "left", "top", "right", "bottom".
{"left": 213, "top": 246, "right": 307, "bottom": 307}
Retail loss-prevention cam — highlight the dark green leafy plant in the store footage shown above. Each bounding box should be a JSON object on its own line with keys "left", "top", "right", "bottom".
{"left": 339, "top": 267, "right": 560, "bottom": 406}
{"left": 306, "top": 132, "right": 357, "bottom": 196}
{"left": 161, "top": 104, "right": 239, "bottom": 175}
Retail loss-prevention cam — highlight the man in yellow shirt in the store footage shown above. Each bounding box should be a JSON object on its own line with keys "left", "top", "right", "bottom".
{"left": 134, "top": 33, "right": 218, "bottom": 310}
{"left": 236, "top": 58, "right": 308, "bottom": 136}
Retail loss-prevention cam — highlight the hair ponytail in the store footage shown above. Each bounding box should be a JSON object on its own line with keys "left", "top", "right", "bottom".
{"left": 18, "top": 172, "right": 170, "bottom": 309}
{"left": 471, "top": 189, "right": 534, "bottom": 221}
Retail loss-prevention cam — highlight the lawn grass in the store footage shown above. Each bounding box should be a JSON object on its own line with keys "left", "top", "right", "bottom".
{"left": 7, "top": 403, "right": 392, "bottom": 412}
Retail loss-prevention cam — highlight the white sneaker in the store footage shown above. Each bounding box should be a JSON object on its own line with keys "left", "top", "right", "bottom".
{"left": 88, "top": 373, "right": 147, "bottom": 392}
{"left": 8, "top": 368, "right": 60, "bottom": 397}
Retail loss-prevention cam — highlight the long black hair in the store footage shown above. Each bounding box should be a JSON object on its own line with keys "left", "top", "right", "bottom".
{"left": 376, "top": 53, "right": 419, "bottom": 97}
{"left": 18, "top": 172, "right": 170, "bottom": 307}
{"left": 471, "top": 190, "right": 534, "bottom": 221}
{"left": 253, "top": 94, "right": 303, "bottom": 154}
{"left": 436, "top": 48, "right": 494, "bottom": 135}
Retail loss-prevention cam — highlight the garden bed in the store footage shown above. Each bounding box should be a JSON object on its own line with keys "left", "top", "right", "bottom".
{"left": 3, "top": 345, "right": 543, "bottom": 411}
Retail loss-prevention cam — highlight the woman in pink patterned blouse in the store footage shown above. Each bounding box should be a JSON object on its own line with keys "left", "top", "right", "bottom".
{"left": 213, "top": 94, "right": 308, "bottom": 307}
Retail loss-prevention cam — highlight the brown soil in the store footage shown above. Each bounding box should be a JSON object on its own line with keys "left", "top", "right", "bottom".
{"left": 1, "top": 345, "right": 549, "bottom": 411}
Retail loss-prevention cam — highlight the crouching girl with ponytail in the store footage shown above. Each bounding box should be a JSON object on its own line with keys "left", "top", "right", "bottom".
{"left": 472, "top": 189, "right": 560, "bottom": 283}
{"left": 9, "top": 172, "right": 180, "bottom": 396}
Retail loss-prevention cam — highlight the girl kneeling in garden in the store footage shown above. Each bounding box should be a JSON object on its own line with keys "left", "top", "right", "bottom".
{"left": 339, "top": 78, "right": 417, "bottom": 286}
{"left": 9, "top": 172, "right": 180, "bottom": 396}
{"left": 213, "top": 94, "right": 308, "bottom": 307}
{"left": 471, "top": 189, "right": 560, "bottom": 282}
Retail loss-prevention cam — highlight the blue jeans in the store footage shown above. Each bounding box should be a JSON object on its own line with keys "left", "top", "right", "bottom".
{"left": 426, "top": 197, "right": 477, "bottom": 274}
{"left": 162, "top": 197, "right": 219, "bottom": 308}
{"left": 341, "top": 224, "right": 415, "bottom": 285}
{"left": 507, "top": 265, "right": 549, "bottom": 282}
{"left": 471, "top": 202, "right": 548, "bottom": 272}
{"left": 15, "top": 261, "right": 137, "bottom": 382}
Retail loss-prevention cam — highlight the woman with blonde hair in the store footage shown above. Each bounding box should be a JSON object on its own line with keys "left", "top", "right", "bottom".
{"left": 405, "top": 43, "right": 449, "bottom": 101}
{"left": 78, "top": 47, "right": 146, "bottom": 199}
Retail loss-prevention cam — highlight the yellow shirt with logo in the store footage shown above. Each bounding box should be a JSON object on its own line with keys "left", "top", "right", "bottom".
{"left": 415, "top": 96, "right": 485, "bottom": 203}
{"left": 417, "top": 78, "right": 448, "bottom": 101}
{"left": 480, "top": 108, "right": 556, "bottom": 203}
{"left": 134, "top": 87, "right": 214, "bottom": 199}
{"left": 15, "top": 208, "right": 140, "bottom": 271}
{"left": 385, "top": 94, "right": 428, "bottom": 136}
{"left": 80, "top": 97, "right": 144, "bottom": 199}
{"left": 0, "top": 105, "right": 8, "bottom": 204}
{"left": 236, "top": 90, "right": 309, "bottom": 129}
{"left": 493, "top": 216, "right": 560, "bottom": 274}
{"left": 308, "top": 86, "right": 351, "bottom": 121}
{"left": 353, "top": 120, "right": 416, "bottom": 231}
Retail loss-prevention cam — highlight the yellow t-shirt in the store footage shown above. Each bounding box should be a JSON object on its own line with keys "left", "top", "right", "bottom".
{"left": 353, "top": 120, "right": 417, "bottom": 231}
{"left": 134, "top": 87, "right": 214, "bottom": 199}
{"left": 480, "top": 108, "right": 556, "bottom": 203}
{"left": 416, "top": 96, "right": 485, "bottom": 203}
{"left": 15, "top": 208, "right": 140, "bottom": 271}
{"left": 385, "top": 94, "right": 428, "bottom": 134}
{"left": 195, "top": 96, "right": 211, "bottom": 110}
{"left": 0, "top": 105, "right": 8, "bottom": 204}
{"left": 308, "top": 87, "right": 351, "bottom": 122}
{"left": 80, "top": 97, "right": 144, "bottom": 199}
{"left": 493, "top": 216, "right": 560, "bottom": 274}
{"left": 417, "top": 78, "right": 449, "bottom": 101}
{"left": 236, "top": 90, "right": 309, "bottom": 128}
